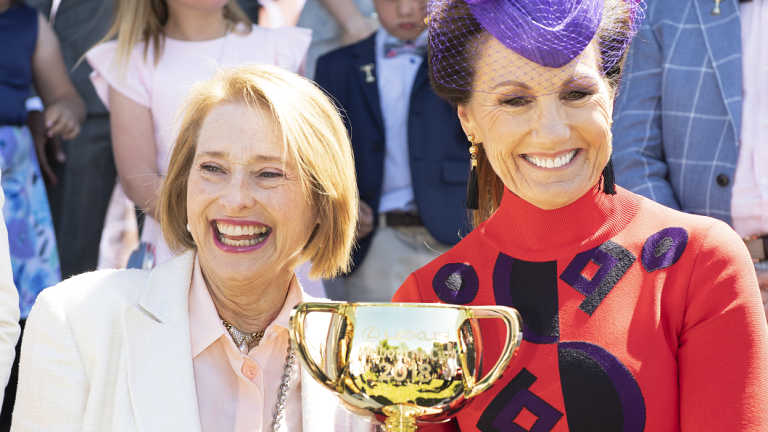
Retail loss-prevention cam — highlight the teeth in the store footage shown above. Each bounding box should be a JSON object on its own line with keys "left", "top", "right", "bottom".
{"left": 219, "top": 236, "right": 265, "bottom": 247}
{"left": 216, "top": 222, "right": 268, "bottom": 236}
{"left": 524, "top": 150, "right": 576, "bottom": 169}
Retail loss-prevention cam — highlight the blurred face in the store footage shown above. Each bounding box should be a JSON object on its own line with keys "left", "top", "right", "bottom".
{"left": 186, "top": 102, "right": 316, "bottom": 287}
{"left": 458, "top": 37, "right": 614, "bottom": 210}
{"left": 373, "top": 0, "right": 427, "bottom": 41}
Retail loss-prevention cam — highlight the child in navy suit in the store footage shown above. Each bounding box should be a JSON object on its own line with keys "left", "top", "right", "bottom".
{"left": 314, "top": 0, "right": 470, "bottom": 302}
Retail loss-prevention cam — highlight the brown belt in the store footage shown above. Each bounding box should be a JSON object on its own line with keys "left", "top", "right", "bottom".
{"left": 745, "top": 235, "right": 768, "bottom": 262}
{"left": 382, "top": 211, "right": 422, "bottom": 227}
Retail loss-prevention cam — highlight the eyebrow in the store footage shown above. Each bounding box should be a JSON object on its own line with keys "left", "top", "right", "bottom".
{"left": 562, "top": 74, "right": 599, "bottom": 88}
{"left": 196, "top": 151, "right": 284, "bottom": 164}
{"left": 490, "top": 80, "right": 532, "bottom": 91}
{"left": 490, "top": 74, "right": 600, "bottom": 92}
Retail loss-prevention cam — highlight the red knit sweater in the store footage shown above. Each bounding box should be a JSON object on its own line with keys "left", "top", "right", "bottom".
{"left": 393, "top": 186, "right": 768, "bottom": 431}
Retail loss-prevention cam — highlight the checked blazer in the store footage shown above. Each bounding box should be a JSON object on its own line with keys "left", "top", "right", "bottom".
{"left": 612, "top": 0, "right": 744, "bottom": 224}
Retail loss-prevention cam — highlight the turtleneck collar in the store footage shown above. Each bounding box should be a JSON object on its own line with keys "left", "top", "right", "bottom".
{"left": 478, "top": 185, "right": 640, "bottom": 260}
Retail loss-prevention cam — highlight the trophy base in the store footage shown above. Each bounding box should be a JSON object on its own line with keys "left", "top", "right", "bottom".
{"left": 382, "top": 406, "right": 420, "bottom": 432}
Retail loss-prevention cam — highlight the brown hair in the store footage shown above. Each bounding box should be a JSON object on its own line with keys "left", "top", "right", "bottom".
{"left": 158, "top": 65, "right": 359, "bottom": 279}
{"left": 429, "top": 0, "right": 635, "bottom": 227}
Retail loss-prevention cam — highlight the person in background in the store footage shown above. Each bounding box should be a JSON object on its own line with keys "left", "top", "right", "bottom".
{"left": 0, "top": 1, "right": 85, "bottom": 427}
{"left": 237, "top": 0, "right": 378, "bottom": 79}
{"left": 314, "top": 0, "right": 470, "bottom": 301}
{"left": 0, "top": 176, "right": 21, "bottom": 412}
{"left": 297, "top": 0, "right": 378, "bottom": 78}
{"left": 10, "top": 64, "right": 373, "bottom": 432}
{"left": 25, "top": 0, "right": 117, "bottom": 281}
{"left": 393, "top": 0, "right": 768, "bottom": 429}
{"left": 611, "top": 0, "right": 768, "bottom": 315}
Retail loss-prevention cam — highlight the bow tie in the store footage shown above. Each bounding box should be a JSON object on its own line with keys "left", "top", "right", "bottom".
{"left": 383, "top": 40, "right": 427, "bottom": 58}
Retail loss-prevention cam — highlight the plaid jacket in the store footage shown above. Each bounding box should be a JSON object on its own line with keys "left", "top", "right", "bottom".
{"left": 612, "top": 0, "right": 744, "bottom": 225}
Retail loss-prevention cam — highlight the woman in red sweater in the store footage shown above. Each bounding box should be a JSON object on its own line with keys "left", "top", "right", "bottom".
{"left": 393, "top": 0, "right": 768, "bottom": 430}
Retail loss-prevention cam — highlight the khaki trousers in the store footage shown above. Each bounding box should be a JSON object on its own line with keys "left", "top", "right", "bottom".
{"left": 325, "top": 224, "right": 449, "bottom": 302}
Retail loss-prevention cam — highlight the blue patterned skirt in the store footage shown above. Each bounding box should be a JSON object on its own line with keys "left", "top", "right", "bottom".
{"left": 0, "top": 125, "right": 61, "bottom": 318}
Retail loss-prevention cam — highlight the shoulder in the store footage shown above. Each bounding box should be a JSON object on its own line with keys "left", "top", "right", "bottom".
{"left": 33, "top": 268, "right": 149, "bottom": 324}
{"left": 317, "top": 42, "right": 362, "bottom": 66}
{"left": 13, "top": 3, "right": 38, "bottom": 19}
{"left": 643, "top": 0, "right": 694, "bottom": 26}
{"left": 237, "top": 25, "right": 311, "bottom": 70}
{"left": 399, "top": 228, "right": 495, "bottom": 302}
{"left": 86, "top": 39, "right": 154, "bottom": 72}
{"left": 632, "top": 190, "right": 731, "bottom": 239}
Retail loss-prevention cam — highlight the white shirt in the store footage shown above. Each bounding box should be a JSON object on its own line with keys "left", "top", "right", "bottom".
{"left": 731, "top": 0, "right": 768, "bottom": 237}
{"left": 376, "top": 28, "right": 427, "bottom": 213}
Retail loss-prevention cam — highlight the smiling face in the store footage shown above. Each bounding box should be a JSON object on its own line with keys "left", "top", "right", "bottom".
{"left": 457, "top": 36, "right": 615, "bottom": 210}
{"left": 186, "top": 102, "right": 316, "bottom": 287}
{"left": 373, "top": 0, "right": 427, "bottom": 41}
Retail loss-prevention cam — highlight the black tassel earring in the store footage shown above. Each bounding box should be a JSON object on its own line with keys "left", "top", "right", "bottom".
{"left": 602, "top": 159, "right": 617, "bottom": 195}
{"left": 466, "top": 135, "right": 479, "bottom": 210}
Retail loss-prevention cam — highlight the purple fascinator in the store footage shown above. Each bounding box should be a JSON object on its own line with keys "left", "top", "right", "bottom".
{"left": 427, "top": 0, "right": 646, "bottom": 95}
{"left": 465, "top": 0, "right": 604, "bottom": 68}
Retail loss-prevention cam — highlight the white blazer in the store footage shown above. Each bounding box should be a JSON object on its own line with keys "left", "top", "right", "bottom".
{"left": 0, "top": 176, "right": 21, "bottom": 406}
{"left": 10, "top": 251, "right": 375, "bottom": 431}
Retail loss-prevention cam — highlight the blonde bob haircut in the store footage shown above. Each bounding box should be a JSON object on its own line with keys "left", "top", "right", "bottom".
{"left": 158, "top": 64, "right": 359, "bottom": 279}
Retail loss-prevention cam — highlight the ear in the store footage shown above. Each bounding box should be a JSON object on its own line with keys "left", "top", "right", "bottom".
{"left": 457, "top": 104, "right": 476, "bottom": 139}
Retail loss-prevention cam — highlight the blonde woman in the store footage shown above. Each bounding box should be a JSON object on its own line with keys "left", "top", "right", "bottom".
{"left": 84, "top": 0, "right": 312, "bottom": 278}
{"left": 11, "top": 65, "right": 374, "bottom": 431}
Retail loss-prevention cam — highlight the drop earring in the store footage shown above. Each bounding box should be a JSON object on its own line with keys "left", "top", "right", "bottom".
{"left": 466, "top": 135, "right": 479, "bottom": 210}
{"left": 602, "top": 160, "right": 616, "bottom": 195}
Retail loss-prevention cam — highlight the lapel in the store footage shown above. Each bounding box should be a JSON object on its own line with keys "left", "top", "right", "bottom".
{"left": 693, "top": 0, "right": 744, "bottom": 138}
{"left": 124, "top": 251, "right": 202, "bottom": 432}
{"left": 353, "top": 33, "right": 385, "bottom": 135}
{"left": 408, "top": 58, "right": 430, "bottom": 160}
{"left": 412, "top": 57, "right": 429, "bottom": 95}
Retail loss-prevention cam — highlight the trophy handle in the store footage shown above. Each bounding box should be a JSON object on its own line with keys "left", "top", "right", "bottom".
{"left": 465, "top": 306, "right": 523, "bottom": 398}
{"left": 289, "top": 302, "right": 345, "bottom": 390}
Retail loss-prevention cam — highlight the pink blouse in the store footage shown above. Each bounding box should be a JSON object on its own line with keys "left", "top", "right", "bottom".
{"left": 189, "top": 257, "right": 304, "bottom": 432}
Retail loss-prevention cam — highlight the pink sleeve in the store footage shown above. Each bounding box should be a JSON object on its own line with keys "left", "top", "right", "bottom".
{"left": 678, "top": 219, "right": 768, "bottom": 430}
{"left": 271, "top": 26, "right": 312, "bottom": 75}
{"left": 85, "top": 41, "right": 152, "bottom": 109}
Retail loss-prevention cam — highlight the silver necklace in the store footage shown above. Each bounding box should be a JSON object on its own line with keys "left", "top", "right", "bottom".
{"left": 222, "top": 319, "right": 265, "bottom": 353}
{"left": 271, "top": 343, "right": 296, "bottom": 431}
{"left": 222, "top": 320, "right": 296, "bottom": 431}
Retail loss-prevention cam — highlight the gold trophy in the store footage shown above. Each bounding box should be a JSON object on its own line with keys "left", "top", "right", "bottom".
{"left": 290, "top": 302, "right": 523, "bottom": 432}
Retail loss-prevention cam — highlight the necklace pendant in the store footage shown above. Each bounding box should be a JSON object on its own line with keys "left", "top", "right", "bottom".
{"left": 237, "top": 340, "right": 249, "bottom": 354}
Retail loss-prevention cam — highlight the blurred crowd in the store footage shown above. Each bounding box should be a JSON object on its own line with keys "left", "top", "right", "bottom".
{"left": 0, "top": 0, "right": 766, "bottom": 429}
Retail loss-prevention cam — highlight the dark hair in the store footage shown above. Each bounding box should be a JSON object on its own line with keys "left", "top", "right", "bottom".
{"left": 428, "top": 0, "right": 636, "bottom": 226}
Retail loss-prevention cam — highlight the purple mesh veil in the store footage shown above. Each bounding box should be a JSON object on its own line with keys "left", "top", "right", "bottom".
{"left": 427, "top": 0, "right": 646, "bottom": 96}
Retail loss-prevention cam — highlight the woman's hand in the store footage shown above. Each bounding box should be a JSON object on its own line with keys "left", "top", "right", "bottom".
{"left": 340, "top": 15, "right": 378, "bottom": 46}
{"left": 27, "top": 110, "right": 65, "bottom": 185}
{"left": 356, "top": 201, "right": 374, "bottom": 240}
{"left": 31, "top": 13, "right": 86, "bottom": 141}
{"left": 44, "top": 100, "right": 82, "bottom": 140}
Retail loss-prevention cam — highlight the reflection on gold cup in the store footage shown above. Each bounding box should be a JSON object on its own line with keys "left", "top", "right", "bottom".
{"left": 290, "top": 302, "right": 523, "bottom": 432}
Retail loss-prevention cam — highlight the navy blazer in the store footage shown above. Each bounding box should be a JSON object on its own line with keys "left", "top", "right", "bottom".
{"left": 315, "top": 34, "right": 470, "bottom": 274}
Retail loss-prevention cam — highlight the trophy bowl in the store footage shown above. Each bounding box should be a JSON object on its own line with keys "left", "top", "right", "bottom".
{"left": 289, "top": 302, "right": 523, "bottom": 432}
